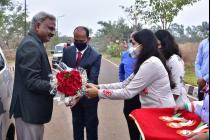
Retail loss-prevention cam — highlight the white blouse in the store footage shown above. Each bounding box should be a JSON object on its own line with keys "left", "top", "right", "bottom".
{"left": 98, "top": 56, "right": 176, "bottom": 108}
{"left": 166, "top": 54, "right": 190, "bottom": 105}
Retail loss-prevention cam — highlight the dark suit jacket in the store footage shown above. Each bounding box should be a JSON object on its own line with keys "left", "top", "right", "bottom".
{"left": 62, "top": 45, "right": 101, "bottom": 104}
{"left": 9, "top": 31, "right": 53, "bottom": 124}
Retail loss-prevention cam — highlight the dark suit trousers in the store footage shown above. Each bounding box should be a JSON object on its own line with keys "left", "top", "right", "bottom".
{"left": 198, "top": 87, "right": 204, "bottom": 101}
{"left": 71, "top": 98, "right": 98, "bottom": 140}
{"left": 123, "top": 95, "right": 141, "bottom": 140}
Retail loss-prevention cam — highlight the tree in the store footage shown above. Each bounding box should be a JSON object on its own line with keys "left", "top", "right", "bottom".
{"left": 150, "top": 25, "right": 162, "bottom": 32}
{"left": 135, "top": 0, "right": 200, "bottom": 29}
{"left": 92, "top": 18, "right": 133, "bottom": 53}
{"left": 0, "top": 1, "right": 29, "bottom": 49}
{"left": 97, "top": 18, "right": 132, "bottom": 42}
{"left": 185, "top": 21, "right": 209, "bottom": 41}
{"left": 168, "top": 23, "right": 185, "bottom": 38}
{"left": 168, "top": 23, "right": 190, "bottom": 42}
{"left": 0, "top": 0, "right": 10, "bottom": 6}
{"left": 120, "top": 0, "right": 146, "bottom": 31}
{"left": 185, "top": 26, "right": 198, "bottom": 41}
{"left": 0, "top": 0, "right": 11, "bottom": 26}
{"left": 197, "top": 21, "right": 209, "bottom": 38}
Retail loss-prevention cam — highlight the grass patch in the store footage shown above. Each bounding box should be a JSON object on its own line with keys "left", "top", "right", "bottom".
{"left": 184, "top": 64, "right": 197, "bottom": 86}
{"left": 102, "top": 53, "right": 121, "bottom": 64}
{"left": 110, "top": 57, "right": 121, "bottom": 64}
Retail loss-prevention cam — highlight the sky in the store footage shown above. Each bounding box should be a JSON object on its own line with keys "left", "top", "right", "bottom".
{"left": 16, "top": 0, "right": 209, "bottom": 36}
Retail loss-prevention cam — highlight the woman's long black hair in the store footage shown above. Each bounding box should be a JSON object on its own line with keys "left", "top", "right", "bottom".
{"left": 133, "top": 29, "right": 175, "bottom": 89}
{"left": 155, "top": 30, "right": 182, "bottom": 60}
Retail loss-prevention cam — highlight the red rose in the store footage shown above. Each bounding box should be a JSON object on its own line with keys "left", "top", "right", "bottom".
{"left": 56, "top": 70, "right": 82, "bottom": 96}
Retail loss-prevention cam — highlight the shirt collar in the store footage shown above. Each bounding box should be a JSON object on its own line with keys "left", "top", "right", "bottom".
{"left": 28, "top": 30, "right": 43, "bottom": 45}
{"left": 76, "top": 45, "right": 88, "bottom": 55}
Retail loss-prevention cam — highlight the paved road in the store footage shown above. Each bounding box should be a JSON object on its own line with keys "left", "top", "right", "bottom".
{"left": 44, "top": 58, "right": 130, "bottom": 140}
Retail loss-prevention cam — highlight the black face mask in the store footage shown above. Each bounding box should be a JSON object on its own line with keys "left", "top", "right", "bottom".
{"left": 74, "top": 42, "right": 87, "bottom": 51}
{"left": 67, "top": 43, "right": 71, "bottom": 47}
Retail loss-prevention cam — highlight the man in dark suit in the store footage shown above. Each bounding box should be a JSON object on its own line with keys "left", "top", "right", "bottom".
{"left": 9, "top": 12, "right": 56, "bottom": 140}
{"left": 62, "top": 26, "right": 101, "bottom": 140}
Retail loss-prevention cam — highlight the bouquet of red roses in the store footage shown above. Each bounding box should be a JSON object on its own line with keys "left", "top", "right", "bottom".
{"left": 50, "top": 62, "right": 87, "bottom": 105}
{"left": 56, "top": 70, "right": 82, "bottom": 96}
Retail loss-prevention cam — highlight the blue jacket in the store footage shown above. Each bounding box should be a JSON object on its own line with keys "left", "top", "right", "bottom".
{"left": 119, "top": 51, "right": 136, "bottom": 82}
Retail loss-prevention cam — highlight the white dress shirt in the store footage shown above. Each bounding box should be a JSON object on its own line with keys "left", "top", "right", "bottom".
{"left": 76, "top": 46, "right": 88, "bottom": 59}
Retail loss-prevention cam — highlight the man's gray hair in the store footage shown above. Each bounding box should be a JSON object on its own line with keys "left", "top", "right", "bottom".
{"left": 31, "top": 11, "right": 56, "bottom": 29}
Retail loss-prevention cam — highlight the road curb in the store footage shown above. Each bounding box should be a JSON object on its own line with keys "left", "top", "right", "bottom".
{"left": 102, "top": 57, "right": 119, "bottom": 68}
{"left": 185, "top": 84, "right": 198, "bottom": 100}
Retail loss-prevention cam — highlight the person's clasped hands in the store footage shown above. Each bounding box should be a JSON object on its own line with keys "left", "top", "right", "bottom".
{"left": 85, "top": 83, "right": 99, "bottom": 98}
{"left": 65, "top": 83, "right": 99, "bottom": 108}
{"left": 197, "top": 78, "right": 207, "bottom": 89}
{"left": 174, "top": 104, "right": 186, "bottom": 114}
{"left": 66, "top": 95, "right": 81, "bottom": 108}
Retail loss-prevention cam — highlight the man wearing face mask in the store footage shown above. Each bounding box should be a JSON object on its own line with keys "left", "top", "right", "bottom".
{"left": 62, "top": 26, "right": 102, "bottom": 140}
{"left": 119, "top": 32, "right": 141, "bottom": 140}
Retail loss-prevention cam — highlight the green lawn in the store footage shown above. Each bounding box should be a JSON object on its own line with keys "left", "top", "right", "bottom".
{"left": 110, "top": 57, "right": 121, "bottom": 64}
{"left": 102, "top": 53, "right": 121, "bottom": 64}
{"left": 184, "top": 64, "right": 197, "bottom": 86}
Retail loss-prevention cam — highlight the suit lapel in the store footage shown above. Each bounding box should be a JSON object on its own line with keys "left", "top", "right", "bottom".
{"left": 29, "top": 32, "right": 52, "bottom": 72}
{"left": 43, "top": 46, "right": 51, "bottom": 72}
{"left": 70, "top": 47, "right": 77, "bottom": 68}
{"left": 79, "top": 46, "right": 91, "bottom": 67}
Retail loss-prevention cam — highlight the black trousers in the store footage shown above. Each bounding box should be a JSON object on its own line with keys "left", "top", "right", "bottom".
{"left": 71, "top": 98, "right": 99, "bottom": 140}
{"left": 198, "top": 87, "right": 205, "bottom": 101}
{"left": 123, "top": 95, "right": 141, "bottom": 140}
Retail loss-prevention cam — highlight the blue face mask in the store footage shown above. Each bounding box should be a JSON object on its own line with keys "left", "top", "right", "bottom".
{"left": 127, "top": 42, "right": 133, "bottom": 49}
{"left": 74, "top": 42, "right": 87, "bottom": 51}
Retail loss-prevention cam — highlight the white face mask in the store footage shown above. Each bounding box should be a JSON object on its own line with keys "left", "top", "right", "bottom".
{"left": 128, "top": 45, "right": 142, "bottom": 58}
{"left": 129, "top": 47, "right": 140, "bottom": 58}
{"left": 128, "top": 47, "right": 134, "bottom": 53}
